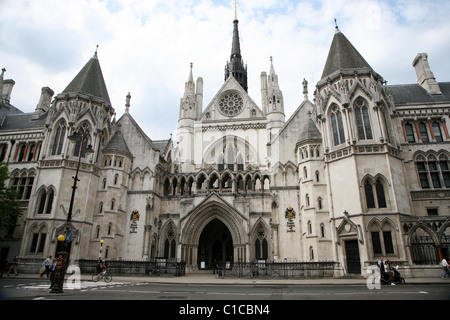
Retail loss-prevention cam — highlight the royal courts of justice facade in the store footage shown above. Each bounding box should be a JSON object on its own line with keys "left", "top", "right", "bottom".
{"left": 1, "top": 14, "right": 449, "bottom": 277}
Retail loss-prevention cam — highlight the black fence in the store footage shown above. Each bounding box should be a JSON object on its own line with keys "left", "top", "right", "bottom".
{"left": 78, "top": 259, "right": 185, "bottom": 277}
{"left": 216, "top": 261, "right": 337, "bottom": 279}
{"left": 78, "top": 259, "right": 336, "bottom": 278}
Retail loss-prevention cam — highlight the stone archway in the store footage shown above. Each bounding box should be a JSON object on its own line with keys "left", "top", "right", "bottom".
{"left": 180, "top": 194, "right": 247, "bottom": 270}
{"left": 198, "top": 219, "right": 233, "bottom": 269}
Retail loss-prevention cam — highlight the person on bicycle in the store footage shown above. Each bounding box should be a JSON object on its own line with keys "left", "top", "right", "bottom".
{"left": 97, "top": 260, "right": 107, "bottom": 278}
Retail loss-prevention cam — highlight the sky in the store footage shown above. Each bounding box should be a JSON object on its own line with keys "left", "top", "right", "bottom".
{"left": 1, "top": 0, "right": 450, "bottom": 141}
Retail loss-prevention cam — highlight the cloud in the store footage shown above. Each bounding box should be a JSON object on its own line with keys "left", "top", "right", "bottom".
{"left": 1, "top": 0, "right": 449, "bottom": 140}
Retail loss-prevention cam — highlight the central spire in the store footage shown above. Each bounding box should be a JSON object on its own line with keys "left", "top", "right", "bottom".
{"left": 224, "top": 1, "right": 248, "bottom": 92}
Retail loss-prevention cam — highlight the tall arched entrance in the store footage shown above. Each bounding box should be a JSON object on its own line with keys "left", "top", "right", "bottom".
{"left": 179, "top": 194, "right": 248, "bottom": 271}
{"left": 198, "top": 219, "right": 233, "bottom": 269}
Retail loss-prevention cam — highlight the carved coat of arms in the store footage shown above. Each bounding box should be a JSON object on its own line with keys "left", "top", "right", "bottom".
{"left": 130, "top": 209, "right": 140, "bottom": 222}
{"left": 285, "top": 206, "right": 296, "bottom": 220}
{"left": 285, "top": 206, "right": 296, "bottom": 232}
{"left": 130, "top": 209, "right": 139, "bottom": 233}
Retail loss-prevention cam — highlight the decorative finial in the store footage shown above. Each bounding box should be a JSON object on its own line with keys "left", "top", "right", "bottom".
{"left": 94, "top": 44, "right": 99, "bottom": 58}
{"left": 303, "top": 78, "right": 308, "bottom": 100}
{"left": 334, "top": 18, "right": 341, "bottom": 33}
{"left": 125, "top": 92, "right": 131, "bottom": 113}
{"left": 233, "top": 0, "right": 238, "bottom": 21}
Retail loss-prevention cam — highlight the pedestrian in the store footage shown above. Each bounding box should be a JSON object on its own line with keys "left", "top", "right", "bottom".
{"left": 441, "top": 257, "right": 450, "bottom": 279}
{"left": 96, "top": 258, "right": 103, "bottom": 276}
{"left": 377, "top": 257, "right": 385, "bottom": 276}
{"left": 384, "top": 259, "right": 395, "bottom": 285}
{"left": 49, "top": 257, "right": 57, "bottom": 286}
{"left": 7, "top": 255, "right": 19, "bottom": 276}
{"left": 41, "top": 255, "right": 53, "bottom": 278}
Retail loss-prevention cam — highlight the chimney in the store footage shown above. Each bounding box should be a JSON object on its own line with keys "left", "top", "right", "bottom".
{"left": 2, "top": 79, "right": 15, "bottom": 104}
{"left": 412, "top": 53, "right": 442, "bottom": 95}
{"left": 33, "top": 87, "right": 54, "bottom": 119}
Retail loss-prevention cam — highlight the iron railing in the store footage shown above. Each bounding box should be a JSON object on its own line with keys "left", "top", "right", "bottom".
{"left": 78, "top": 259, "right": 186, "bottom": 277}
{"left": 216, "top": 261, "right": 337, "bottom": 279}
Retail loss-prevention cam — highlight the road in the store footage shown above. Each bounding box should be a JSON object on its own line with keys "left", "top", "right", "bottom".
{"left": 1, "top": 276, "right": 449, "bottom": 301}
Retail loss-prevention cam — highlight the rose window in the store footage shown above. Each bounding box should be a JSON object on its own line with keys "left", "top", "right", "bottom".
{"left": 218, "top": 93, "right": 244, "bottom": 116}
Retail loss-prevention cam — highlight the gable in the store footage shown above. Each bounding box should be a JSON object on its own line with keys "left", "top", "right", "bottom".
{"left": 200, "top": 76, "right": 265, "bottom": 122}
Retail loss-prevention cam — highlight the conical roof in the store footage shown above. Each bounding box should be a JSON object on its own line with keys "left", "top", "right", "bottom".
{"left": 297, "top": 117, "right": 322, "bottom": 144}
{"left": 321, "top": 27, "right": 372, "bottom": 79}
{"left": 103, "top": 129, "right": 132, "bottom": 157}
{"left": 62, "top": 53, "right": 111, "bottom": 105}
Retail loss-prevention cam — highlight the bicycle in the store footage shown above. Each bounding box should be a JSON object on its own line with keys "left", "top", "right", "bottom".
{"left": 92, "top": 269, "right": 112, "bottom": 283}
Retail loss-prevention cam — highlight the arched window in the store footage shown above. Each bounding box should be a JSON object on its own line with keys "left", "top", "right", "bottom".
{"left": 37, "top": 190, "right": 47, "bottom": 214}
{"left": 331, "top": 105, "right": 346, "bottom": 146}
{"left": 354, "top": 98, "right": 373, "bottom": 140}
{"left": 52, "top": 121, "right": 66, "bottom": 155}
{"left": 255, "top": 224, "right": 268, "bottom": 260}
{"left": 404, "top": 123, "right": 415, "bottom": 143}
{"left": 432, "top": 122, "right": 443, "bottom": 142}
{"left": 416, "top": 153, "right": 450, "bottom": 189}
{"left": 375, "top": 179, "right": 387, "bottom": 208}
{"left": 237, "top": 153, "right": 244, "bottom": 171}
{"left": 36, "top": 188, "right": 55, "bottom": 215}
{"left": 45, "top": 189, "right": 54, "bottom": 214}
{"left": 418, "top": 122, "right": 429, "bottom": 142}
{"left": 217, "top": 154, "right": 224, "bottom": 172}
{"left": 0, "top": 144, "right": 8, "bottom": 162}
{"left": 29, "top": 226, "right": 47, "bottom": 254}
{"left": 164, "top": 223, "right": 177, "bottom": 259}
{"left": 320, "top": 223, "right": 325, "bottom": 238}
{"left": 27, "top": 144, "right": 36, "bottom": 161}
{"left": 318, "top": 197, "right": 323, "bottom": 210}
{"left": 226, "top": 144, "right": 235, "bottom": 170}
{"left": 364, "top": 177, "right": 388, "bottom": 209}
{"left": 365, "top": 180, "right": 376, "bottom": 209}
{"left": 73, "top": 123, "right": 91, "bottom": 158}
{"left": 370, "top": 222, "right": 395, "bottom": 257}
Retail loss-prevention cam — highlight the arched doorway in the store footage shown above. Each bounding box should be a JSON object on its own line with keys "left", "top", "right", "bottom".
{"left": 180, "top": 194, "right": 247, "bottom": 270}
{"left": 198, "top": 219, "right": 233, "bottom": 269}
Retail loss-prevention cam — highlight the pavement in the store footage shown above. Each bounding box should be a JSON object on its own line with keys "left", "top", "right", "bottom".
{"left": 3, "top": 272, "right": 449, "bottom": 285}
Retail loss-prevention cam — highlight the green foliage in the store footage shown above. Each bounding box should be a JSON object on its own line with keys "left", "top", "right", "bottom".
{"left": 0, "top": 163, "right": 22, "bottom": 232}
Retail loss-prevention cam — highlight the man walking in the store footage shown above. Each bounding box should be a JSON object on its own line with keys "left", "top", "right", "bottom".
{"left": 441, "top": 257, "right": 450, "bottom": 279}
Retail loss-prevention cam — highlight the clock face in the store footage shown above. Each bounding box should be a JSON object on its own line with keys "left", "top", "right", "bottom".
{"left": 218, "top": 93, "right": 244, "bottom": 116}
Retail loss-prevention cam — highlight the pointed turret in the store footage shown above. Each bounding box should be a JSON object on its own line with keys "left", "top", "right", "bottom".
{"left": 321, "top": 26, "right": 372, "bottom": 80}
{"left": 261, "top": 57, "right": 285, "bottom": 142}
{"left": 63, "top": 52, "right": 111, "bottom": 106}
{"left": 177, "top": 63, "right": 202, "bottom": 171}
{"left": 179, "top": 63, "right": 198, "bottom": 120}
{"left": 224, "top": 15, "right": 248, "bottom": 91}
{"left": 261, "top": 57, "right": 284, "bottom": 116}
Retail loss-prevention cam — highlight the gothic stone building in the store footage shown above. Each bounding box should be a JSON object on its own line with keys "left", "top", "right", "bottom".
{"left": 1, "top": 19, "right": 449, "bottom": 277}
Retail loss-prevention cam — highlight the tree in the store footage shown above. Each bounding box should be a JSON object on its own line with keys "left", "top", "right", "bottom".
{"left": 0, "top": 163, "right": 22, "bottom": 232}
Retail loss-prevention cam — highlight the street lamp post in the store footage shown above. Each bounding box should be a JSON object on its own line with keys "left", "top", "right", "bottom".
{"left": 99, "top": 240, "right": 104, "bottom": 259}
{"left": 50, "top": 126, "right": 94, "bottom": 293}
